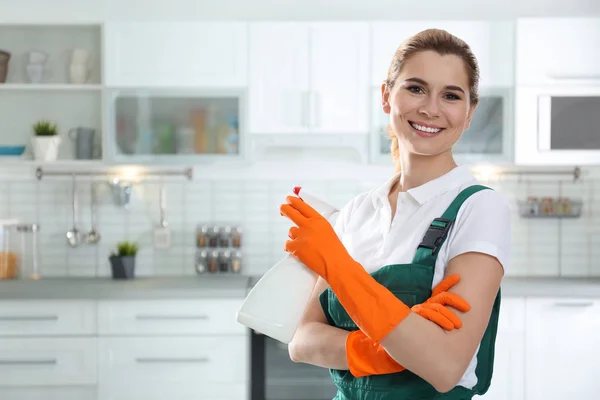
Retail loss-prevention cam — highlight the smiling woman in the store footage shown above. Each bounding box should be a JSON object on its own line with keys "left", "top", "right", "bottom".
{"left": 282, "top": 27, "right": 510, "bottom": 400}
{"left": 385, "top": 29, "right": 480, "bottom": 173}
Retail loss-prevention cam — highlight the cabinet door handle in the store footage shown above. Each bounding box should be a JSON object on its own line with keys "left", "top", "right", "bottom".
{"left": 136, "top": 357, "right": 209, "bottom": 364}
{"left": 553, "top": 301, "right": 594, "bottom": 307}
{"left": 135, "top": 314, "right": 209, "bottom": 321}
{"left": 0, "top": 359, "right": 57, "bottom": 365}
{"left": 0, "top": 315, "right": 58, "bottom": 321}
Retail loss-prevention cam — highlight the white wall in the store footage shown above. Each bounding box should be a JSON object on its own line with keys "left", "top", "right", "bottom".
{"left": 0, "top": 0, "right": 599, "bottom": 22}
{"left": 1, "top": 162, "right": 599, "bottom": 279}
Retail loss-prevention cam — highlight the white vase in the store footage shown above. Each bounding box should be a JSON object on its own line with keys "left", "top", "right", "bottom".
{"left": 26, "top": 63, "right": 45, "bottom": 83}
{"left": 31, "top": 136, "right": 61, "bottom": 161}
{"left": 69, "top": 63, "right": 88, "bottom": 84}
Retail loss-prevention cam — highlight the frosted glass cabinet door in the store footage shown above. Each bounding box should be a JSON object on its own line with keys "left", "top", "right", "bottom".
{"left": 107, "top": 90, "right": 243, "bottom": 162}
{"left": 453, "top": 93, "right": 508, "bottom": 159}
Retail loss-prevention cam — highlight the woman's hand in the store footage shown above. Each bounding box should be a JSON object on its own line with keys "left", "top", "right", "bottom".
{"left": 280, "top": 195, "right": 350, "bottom": 280}
{"left": 281, "top": 194, "right": 414, "bottom": 343}
{"left": 346, "top": 274, "right": 471, "bottom": 377}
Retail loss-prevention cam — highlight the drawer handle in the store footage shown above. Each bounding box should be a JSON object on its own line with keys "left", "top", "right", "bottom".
{"left": 135, "top": 357, "right": 210, "bottom": 364}
{"left": 0, "top": 315, "right": 59, "bottom": 321}
{"left": 135, "top": 315, "right": 209, "bottom": 321}
{"left": 0, "top": 359, "right": 57, "bottom": 365}
{"left": 553, "top": 301, "right": 594, "bottom": 307}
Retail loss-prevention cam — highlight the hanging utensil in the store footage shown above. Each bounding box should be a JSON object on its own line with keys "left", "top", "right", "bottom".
{"left": 66, "top": 174, "right": 81, "bottom": 247}
{"left": 85, "top": 180, "right": 101, "bottom": 244}
{"left": 153, "top": 180, "right": 171, "bottom": 249}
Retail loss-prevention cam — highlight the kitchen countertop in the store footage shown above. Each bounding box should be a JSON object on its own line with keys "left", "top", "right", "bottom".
{"left": 0, "top": 276, "right": 598, "bottom": 300}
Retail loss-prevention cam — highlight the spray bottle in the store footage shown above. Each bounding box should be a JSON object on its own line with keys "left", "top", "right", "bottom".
{"left": 236, "top": 187, "right": 339, "bottom": 344}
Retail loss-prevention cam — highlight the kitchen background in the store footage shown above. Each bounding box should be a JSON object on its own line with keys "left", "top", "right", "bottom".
{"left": 0, "top": 0, "right": 600, "bottom": 400}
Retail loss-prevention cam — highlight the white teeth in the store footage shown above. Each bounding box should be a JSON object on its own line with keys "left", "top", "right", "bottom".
{"left": 410, "top": 122, "right": 442, "bottom": 134}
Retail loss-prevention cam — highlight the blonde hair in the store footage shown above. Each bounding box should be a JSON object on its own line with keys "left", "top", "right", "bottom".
{"left": 384, "top": 29, "right": 480, "bottom": 172}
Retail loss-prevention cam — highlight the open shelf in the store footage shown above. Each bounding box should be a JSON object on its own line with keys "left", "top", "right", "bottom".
{"left": 0, "top": 24, "right": 102, "bottom": 85}
{"left": 0, "top": 83, "right": 102, "bottom": 91}
{"left": 0, "top": 23, "right": 104, "bottom": 165}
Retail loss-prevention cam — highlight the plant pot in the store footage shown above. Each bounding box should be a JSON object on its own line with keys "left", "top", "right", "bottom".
{"left": 109, "top": 255, "right": 136, "bottom": 280}
{"left": 31, "top": 136, "right": 61, "bottom": 161}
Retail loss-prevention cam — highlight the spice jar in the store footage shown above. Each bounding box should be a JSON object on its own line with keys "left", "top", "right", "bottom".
{"left": 207, "top": 250, "right": 219, "bottom": 273}
{"left": 196, "top": 224, "right": 209, "bottom": 247}
{"left": 196, "top": 250, "right": 208, "bottom": 274}
{"left": 231, "top": 250, "right": 242, "bottom": 273}
{"left": 232, "top": 226, "right": 242, "bottom": 248}
{"left": 218, "top": 251, "right": 231, "bottom": 273}
{"left": 219, "top": 226, "right": 232, "bottom": 247}
{"left": 208, "top": 226, "right": 219, "bottom": 248}
{"left": 525, "top": 196, "right": 539, "bottom": 216}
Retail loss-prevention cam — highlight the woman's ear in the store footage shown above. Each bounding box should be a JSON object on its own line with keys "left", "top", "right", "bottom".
{"left": 381, "top": 83, "right": 391, "bottom": 115}
{"left": 464, "top": 103, "right": 477, "bottom": 131}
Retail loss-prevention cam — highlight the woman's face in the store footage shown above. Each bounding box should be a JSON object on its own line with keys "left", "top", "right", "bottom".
{"left": 382, "top": 50, "right": 476, "bottom": 158}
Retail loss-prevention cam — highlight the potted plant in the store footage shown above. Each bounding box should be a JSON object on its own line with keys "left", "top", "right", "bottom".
{"left": 31, "top": 120, "right": 61, "bottom": 161}
{"left": 109, "top": 241, "right": 139, "bottom": 280}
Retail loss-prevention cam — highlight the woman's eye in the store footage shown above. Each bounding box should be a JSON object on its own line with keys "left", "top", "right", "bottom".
{"left": 406, "top": 86, "right": 423, "bottom": 94}
{"left": 444, "top": 93, "right": 461, "bottom": 101}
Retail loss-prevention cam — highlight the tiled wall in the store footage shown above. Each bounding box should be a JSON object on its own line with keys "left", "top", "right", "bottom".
{"left": 1, "top": 167, "right": 599, "bottom": 278}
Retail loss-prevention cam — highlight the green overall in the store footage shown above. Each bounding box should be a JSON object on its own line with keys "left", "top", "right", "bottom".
{"left": 319, "top": 185, "right": 501, "bottom": 400}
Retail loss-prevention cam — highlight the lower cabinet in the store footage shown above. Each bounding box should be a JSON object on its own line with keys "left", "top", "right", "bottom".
{"left": 97, "top": 336, "right": 248, "bottom": 400}
{"left": 0, "top": 298, "right": 250, "bottom": 400}
{"left": 524, "top": 298, "right": 600, "bottom": 400}
{"left": 0, "top": 295, "right": 598, "bottom": 399}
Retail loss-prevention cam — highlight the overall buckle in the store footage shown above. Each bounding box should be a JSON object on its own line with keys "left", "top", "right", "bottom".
{"left": 418, "top": 218, "right": 454, "bottom": 255}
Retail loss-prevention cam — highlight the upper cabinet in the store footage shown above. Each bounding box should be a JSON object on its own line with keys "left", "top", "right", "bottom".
{"left": 248, "top": 22, "right": 370, "bottom": 135}
{"left": 371, "top": 21, "right": 515, "bottom": 89}
{"left": 516, "top": 18, "right": 600, "bottom": 86}
{"left": 104, "top": 22, "right": 248, "bottom": 88}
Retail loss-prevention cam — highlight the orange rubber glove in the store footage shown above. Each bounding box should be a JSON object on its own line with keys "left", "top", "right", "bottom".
{"left": 346, "top": 274, "right": 471, "bottom": 377}
{"left": 281, "top": 195, "right": 411, "bottom": 342}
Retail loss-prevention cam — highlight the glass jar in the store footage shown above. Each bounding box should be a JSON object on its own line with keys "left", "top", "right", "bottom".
{"left": 0, "top": 220, "right": 19, "bottom": 279}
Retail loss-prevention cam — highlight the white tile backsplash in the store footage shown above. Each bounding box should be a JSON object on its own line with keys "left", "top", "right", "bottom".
{"left": 2, "top": 168, "right": 599, "bottom": 278}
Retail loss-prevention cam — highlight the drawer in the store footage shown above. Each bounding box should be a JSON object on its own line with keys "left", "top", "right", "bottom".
{"left": 98, "top": 336, "right": 248, "bottom": 398}
{"left": 0, "top": 386, "right": 96, "bottom": 400}
{"left": 0, "top": 300, "right": 96, "bottom": 336}
{"left": 98, "top": 383, "right": 246, "bottom": 400}
{"left": 0, "top": 338, "right": 97, "bottom": 386}
{"left": 97, "top": 299, "right": 245, "bottom": 335}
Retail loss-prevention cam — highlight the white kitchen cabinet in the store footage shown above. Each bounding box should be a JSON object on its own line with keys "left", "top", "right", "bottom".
{"left": 516, "top": 18, "right": 600, "bottom": 86}
{"left": 525, "top": 297, "right": 600, "bottom": 400}
{"left": 0, "top": 300, "right": 96, "bottom": 336}
{"left": 98, "top": 336, "right": 247, "bottom": 400}
{"left": 371, "top": 21, "right": 514, "bottom": 89}
{"left": 0, "top": 387, "right": 97, "bottom": 400}
{"left": 248, "top": 22, "right": 370, "bottom": 135}
{"left": 0, "top": 337, "right": 97, "bottom": 386}
{"left": 97, "top": 298, "right": 246, "bottom": 335}
{"left": 477, "top": 298, "right": 525, "bottom": 400}
{"left": 104, "top": 22, "right": 248, "bottom": 88}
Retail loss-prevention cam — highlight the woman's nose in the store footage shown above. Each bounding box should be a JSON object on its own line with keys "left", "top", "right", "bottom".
{"left": 418, "top": 96, "right": 440, "bottom": 118}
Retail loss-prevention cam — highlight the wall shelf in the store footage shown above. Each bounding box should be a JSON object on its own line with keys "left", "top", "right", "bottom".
{"left": 0, "top": 84, "right": 103, "bottom": 91}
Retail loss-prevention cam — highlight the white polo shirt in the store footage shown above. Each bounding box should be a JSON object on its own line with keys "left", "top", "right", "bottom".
{"left": 332, "top": 164, "right": 511, "bottom": 390}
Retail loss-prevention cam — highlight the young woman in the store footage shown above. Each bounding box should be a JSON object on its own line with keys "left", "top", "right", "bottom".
{"left": 280, "top": 28, "right": 511, "bottom": 399}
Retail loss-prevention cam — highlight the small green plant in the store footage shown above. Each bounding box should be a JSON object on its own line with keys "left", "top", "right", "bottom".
{"left": 33, "top": 120, "right": 58, "bottom": 136}
{"left": 111, "top": 241, "right": 139, "bottom": 257}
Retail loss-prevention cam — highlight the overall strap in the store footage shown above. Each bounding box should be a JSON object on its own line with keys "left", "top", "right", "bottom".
{"left": 412, "top": 185, "right": 491, "bottom": 267}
